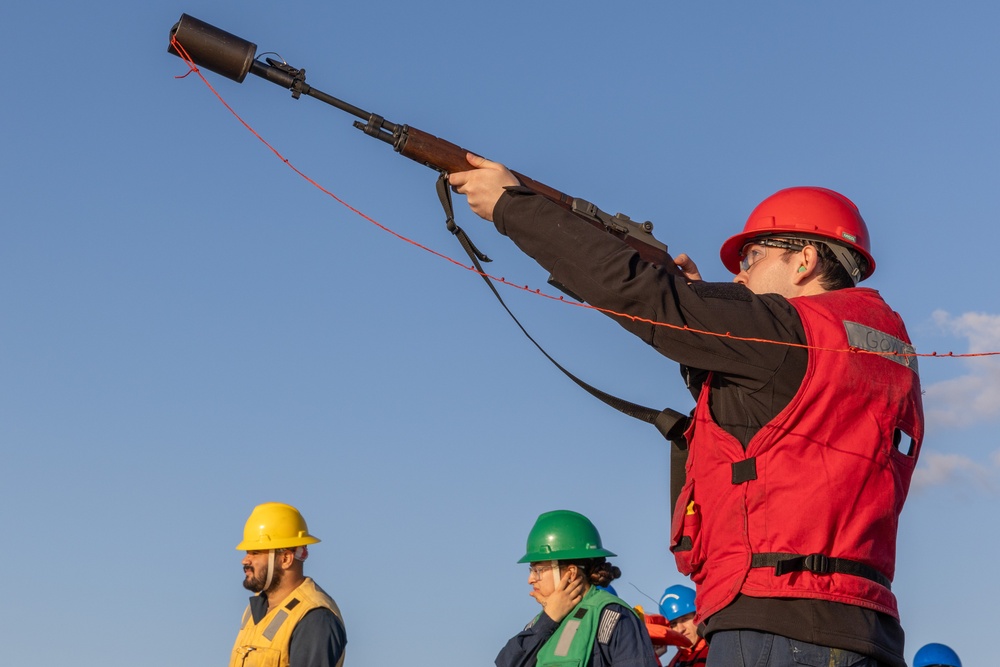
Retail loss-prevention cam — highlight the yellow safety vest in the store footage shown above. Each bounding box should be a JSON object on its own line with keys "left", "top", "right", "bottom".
{"left": 229, "top": 577, "right": 345, "bottom": 667}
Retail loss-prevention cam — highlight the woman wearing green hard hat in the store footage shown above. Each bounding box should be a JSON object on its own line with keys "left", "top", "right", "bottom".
{"left": 496, "top": 510, "right": 658, "bottom": 667}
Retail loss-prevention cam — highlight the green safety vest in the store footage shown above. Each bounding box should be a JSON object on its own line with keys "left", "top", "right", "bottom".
{"left": 535, "top": 587, "right": 631, "bottom": 667}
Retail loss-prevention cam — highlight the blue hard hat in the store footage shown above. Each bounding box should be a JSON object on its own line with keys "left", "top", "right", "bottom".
{"left": 913, "top": 643, "right": 961, "bottom": 667}
{"left": 658, "top": 584, "right": 696, "bottom": 621}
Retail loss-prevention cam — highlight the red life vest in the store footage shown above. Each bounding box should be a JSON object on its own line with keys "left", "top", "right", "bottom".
{"left": 665, "top": 638, "right": 708, "bottom": 667}
{"left": 670, "top": 288, "right": 923, "bottom": 622}
{"left": 643, "top": 613, "right": 691, "bottom": 648}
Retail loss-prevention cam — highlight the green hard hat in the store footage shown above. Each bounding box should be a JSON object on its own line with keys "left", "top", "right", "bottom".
{"left": 517, "top": 510, "right": 617, "bottom": 563}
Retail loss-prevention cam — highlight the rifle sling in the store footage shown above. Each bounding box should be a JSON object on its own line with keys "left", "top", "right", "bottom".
{"left": 434, "top": 174, "right": 689, "bottom": 445}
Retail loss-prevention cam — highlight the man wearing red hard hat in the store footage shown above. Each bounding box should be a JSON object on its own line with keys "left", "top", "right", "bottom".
{"left": 451, "top": 158, "right": 922, "bottom": 667}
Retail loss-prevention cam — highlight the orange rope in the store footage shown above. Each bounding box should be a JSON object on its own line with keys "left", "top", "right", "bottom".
{"left": 170, "top": 37, "right": 999, "bottom": 362}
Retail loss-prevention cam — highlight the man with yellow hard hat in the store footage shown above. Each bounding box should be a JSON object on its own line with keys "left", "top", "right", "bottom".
{"left": 231, "top": 502, "right": 346, "bottom": 667}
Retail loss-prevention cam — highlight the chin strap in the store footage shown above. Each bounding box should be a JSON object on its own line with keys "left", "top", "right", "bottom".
{"left": 827, "top": 243, "right": 863, "bottom": 284}
{"left": 262, "top": 546, "right": 307, "bottom": 595}
{"left": 263, "top": 550, "right": 276, "bottom": 592}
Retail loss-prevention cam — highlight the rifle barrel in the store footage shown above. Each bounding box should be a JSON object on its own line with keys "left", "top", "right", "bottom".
{"left": 168, "top": 13, "right": 672, "bottom": 267}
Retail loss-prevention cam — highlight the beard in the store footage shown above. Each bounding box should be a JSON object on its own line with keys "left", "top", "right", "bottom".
{"left": 242, "top": 557, "right": 284, "bottom": 594}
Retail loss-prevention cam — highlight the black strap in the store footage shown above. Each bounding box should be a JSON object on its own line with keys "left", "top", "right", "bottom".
{"left": 436, "top": 171, "right": 493, "bottom": 264}
{"left": 750, "top": 552, "right": 892, "bottom": 590}
{"left": 434, "top": 174, "right": 689, "bottom": 443}
{"left": 731, "top": 458, "right": 757, "bottom": 484}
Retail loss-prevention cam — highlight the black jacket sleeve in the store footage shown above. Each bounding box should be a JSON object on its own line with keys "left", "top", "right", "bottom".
{"left": 495, "top": 614, "right": 560, "bottom": 667}
{"left": 288, "top": 608, "right": 347, "bottom": 667}
{"left": 493, "top": 189, "right": 808, "bottom": 445}
{"left": 493, "top": 189, "right": 805, "bottom": 377}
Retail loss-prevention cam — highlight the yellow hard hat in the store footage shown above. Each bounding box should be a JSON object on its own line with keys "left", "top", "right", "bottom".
{"left": 236, "top": 502, "right": 321, "bottom": 551}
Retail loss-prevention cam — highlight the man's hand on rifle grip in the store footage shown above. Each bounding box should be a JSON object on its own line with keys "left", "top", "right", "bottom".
{"left": 447, "top": 153, "right": 519, "bottom": 223}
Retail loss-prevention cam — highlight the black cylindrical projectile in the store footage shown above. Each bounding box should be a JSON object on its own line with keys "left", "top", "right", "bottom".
{"left": 168, "top": 14, "right": 257, "bottom": 83}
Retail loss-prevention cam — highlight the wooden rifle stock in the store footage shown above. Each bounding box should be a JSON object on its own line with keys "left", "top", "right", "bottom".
{"left": 397, "top": 125, "right": 673, "bottom": 268}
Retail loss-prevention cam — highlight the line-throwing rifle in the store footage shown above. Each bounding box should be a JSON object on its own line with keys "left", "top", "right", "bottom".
{"left": 166, "top": 14, "right": 690, "bottom": 446}
{"left": 166, "top": 14, "right": 673, "bottom": 269}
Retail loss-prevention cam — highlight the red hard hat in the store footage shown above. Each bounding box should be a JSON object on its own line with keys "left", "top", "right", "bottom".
{"left": 720, "top": 187, "right": 876, "bottom": 280}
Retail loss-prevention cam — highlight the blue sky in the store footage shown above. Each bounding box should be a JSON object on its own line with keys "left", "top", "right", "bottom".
{"left": 2, "top": 2, "right": 998, "bottom": 665}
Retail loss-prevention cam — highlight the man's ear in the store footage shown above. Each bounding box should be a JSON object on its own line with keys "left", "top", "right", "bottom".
{"left": 793, "top": 245, "right": 819, "bottom": 283}
{"left": 276, "top": 549, "right": 296, "bottom": 569}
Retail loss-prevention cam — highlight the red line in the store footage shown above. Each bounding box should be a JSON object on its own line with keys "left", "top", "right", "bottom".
{"left": 170, "top": 37, "right": 999, "bottom": 362}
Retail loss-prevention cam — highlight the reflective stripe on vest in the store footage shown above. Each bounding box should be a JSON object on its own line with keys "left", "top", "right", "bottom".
{"left": 262, "top": 609, "right": 289, "bottom": 641}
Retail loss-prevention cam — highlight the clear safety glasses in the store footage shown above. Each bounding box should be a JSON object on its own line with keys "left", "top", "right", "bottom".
{"left": 739, "top": 238, "right": 805, "bottom": 272}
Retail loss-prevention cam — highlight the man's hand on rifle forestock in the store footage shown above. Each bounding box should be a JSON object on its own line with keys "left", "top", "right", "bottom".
{"left": 450, "top": 153, "right": 697, "bottom": 280}
{"left": 448, "top": 153, "right": 519, "bottom": 223}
